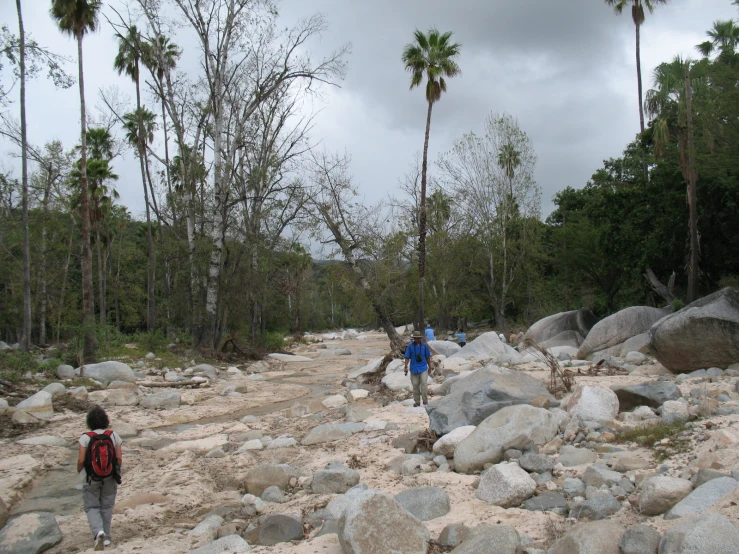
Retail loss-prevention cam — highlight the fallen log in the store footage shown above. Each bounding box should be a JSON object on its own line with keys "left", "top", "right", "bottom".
{"left": 137, "top": 380, "right": 209, "bottom": 388}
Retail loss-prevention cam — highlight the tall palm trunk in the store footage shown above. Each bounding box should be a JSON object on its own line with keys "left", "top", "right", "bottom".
{"left": 39, "top": 174, "right": 51, "bottom": 346}
{"left": 96, "top": 229, "right": 105, "bottom": 326}
{"left": 418, "top": 100, "right": 433, "bottom": 331}
{"left": 685, "top": 69, "right": 699, "bottom": 302}
{"left": 635, "top": 21, "right": 649, "bottom": 180}
{"left": 16, "top": 0, "right": 31, "bottom": 351}
{"left": 77, "top": 30, "right": 97, "bottom": 362}
{"left": 134, "top": 68, "right": 156, "bottom": 331}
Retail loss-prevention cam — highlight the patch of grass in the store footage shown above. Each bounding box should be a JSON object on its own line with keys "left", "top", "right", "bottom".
{"left": 0, "top": 350, "right": 40, "bottom": 382}
{"left": 616, "top": 421, "right": 691, "bottom": 462}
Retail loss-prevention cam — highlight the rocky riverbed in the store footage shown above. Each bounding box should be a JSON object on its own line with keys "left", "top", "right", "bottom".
{"left": 2, "top": 324, "right": 739, "bottom": 553}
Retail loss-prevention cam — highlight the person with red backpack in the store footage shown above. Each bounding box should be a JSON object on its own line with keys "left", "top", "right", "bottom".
{"left": 77, "top": 406, "right": 122, "bottom": 551}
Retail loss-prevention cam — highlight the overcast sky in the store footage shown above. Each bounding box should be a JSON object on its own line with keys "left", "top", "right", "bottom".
{"left": 1, "top": 0, "right": 737, "bottom": 222}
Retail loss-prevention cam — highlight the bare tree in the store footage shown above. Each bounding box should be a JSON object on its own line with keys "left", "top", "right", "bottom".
{"left": 438, "top": 113, "right": 540, "bottom": 331}
{"left": 307, "top": 151, "right": 405, "bottom": 356}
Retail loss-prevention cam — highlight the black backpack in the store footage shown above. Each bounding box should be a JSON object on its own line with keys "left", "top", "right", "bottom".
{"left": 84, "top": 430, "right": 121, "bottom": 484}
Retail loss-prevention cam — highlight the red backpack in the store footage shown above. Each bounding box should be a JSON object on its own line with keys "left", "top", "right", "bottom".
{"left": 84, "top": 430, "right": 120, "bottom": 484}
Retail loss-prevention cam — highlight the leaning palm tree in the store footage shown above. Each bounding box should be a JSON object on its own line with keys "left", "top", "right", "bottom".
{"left": 50, "top": 0, "right": 102, "bottom": 362}
{"left": 605, "top": 0, "right": 669, "bottom": 136}
{"left": 402, "top": 28, "right": 461, "bottom": 332}
{"left": 645, "top": 56, "right": 706, "bottom": 303}
{"left": 696, "top": 20, "right": 739, "bottom": 60}
{"left": 115, "top": 25, "right": 158, "bottom": 331}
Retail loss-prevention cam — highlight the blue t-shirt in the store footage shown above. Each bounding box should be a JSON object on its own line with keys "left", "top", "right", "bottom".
{"left": 455, "top": 331, "right": 466, "bottom": 343}
{"left": 404, "top": 341, "right": 431, "bottom": 374}
{"left": 425, "top": 328, "right": 435, "bottom": 341}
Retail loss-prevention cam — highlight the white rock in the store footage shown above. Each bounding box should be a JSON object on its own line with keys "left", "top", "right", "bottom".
{"left": 625, "top": 351, "right": 647, "bottom": 365}
{"left": 567, "top": 383, "right": 619, "bottom": 425}
{"left": 266, "top": 437, "right": 297, "bottom": 449}
{"left": 16, "top": 391, "right": 53, "bottom": 420}
{"left": 237, "top": 440, "right": 263, "bottom": 452}
{"left": 0, "top": 398, "right": 8, "bottom": 415}
{"left": 661, "top": 400, "right": 690, "bottom": 423}
{"left": 322, "top": 395, "right": 348, "bottom": 409}
{"left": 363, "top": 419, "right": 387, "bottom": 432}
{"left": 384, "top": 359, "right": 405, "bottom": 375}
{"left": 639, "top": 476, "right": 693, "bottom": 515}
{"left": 350, "top": 389, "right": 369, "bottom": 400}
{"left": 432, "top": 425, "right": 476, "bottom": 458}
{"left": 41, "top": 383, "right": 66, "bottom": 398}
{"left": 476, "top": 463, "right": 537, "bottom": 507}
{"left": 269, "top": 353, "right": 312, "bottom": 362}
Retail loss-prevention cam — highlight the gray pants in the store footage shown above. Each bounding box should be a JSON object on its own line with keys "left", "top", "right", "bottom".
{"left": 410, "top": 371, "right": 428, "bottom": 405}
{"left": 83, "top": 477, "right": 117, "bottom": 540}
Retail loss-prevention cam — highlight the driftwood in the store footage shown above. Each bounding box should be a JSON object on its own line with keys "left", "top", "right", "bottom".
{"left": 644, "top": 268, "right": 678, "bottom": 305}
{"left": 522, "top": 338, "right": 573, "bottom": 394}
{"left": 138, "top": 380, "right": 209, "bottom": 388}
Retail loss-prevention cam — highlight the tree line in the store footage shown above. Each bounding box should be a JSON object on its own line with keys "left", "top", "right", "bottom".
{"left": 0, "top": 0, "right": 737, "bottom": 361}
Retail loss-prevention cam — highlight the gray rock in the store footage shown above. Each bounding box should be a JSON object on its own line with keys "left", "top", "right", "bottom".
{"left": 428, "top": 365, "right": 555, "bottom": 435}
{"left": 450, "top": 524, "right": 521, "bottom": 554}
{"left": 569, "top": 492, "right": 621, "bottom": 520}
{"left": 394, "top": 486, "right": 451, "bottom": 521}
{"left": 302, "top": 423, "right": 352, "bottom": 446}
{"left": 266, "top": 437, "right": 297, "bottom": 449}
{"left": 665, "top": 476, "right": 738, "bottom": 519}
{"left": 659, "top": 513, "right": 739, "bottom": 554}
{"left": 446, "top": 332, "right": 523, "bottom": 364}
{"left": 619, "top": 525, "right": 661, "bottom": 554}
{"left": 694, "top": 468, "right": 729, "bottom": 487}
{"left": 244, "top": 464, "right": 300, "bottom": 497}
{"left": 0, "top": 498, "right": 7, "bottom": 529}
{"left": 577, "top": 306, "right": 667, "bottom": 359}
{"left": 523, "top": 491, "right": 568, "bottom": 515}
{"left": 476, "top": 463, "right": 537, "bottom": 507}
{"left": 189, "top": 364, "right": 218, "bottom": 379}
{"left": 428, "top": 340, "right": 462, "bottom": 357}
{"left": 386, "top": 454, "right": 429, "bottom": 476}
{"left": 454, "top": 404, "right": 559, "bottom": 474}
{"left": 260, "top": 486, "right": 285, "bottom": 503}
{"left": 438, "top": 523, "right": 472, "bottom": 547}
{"left": 325, "top": 484, "right": 368, "bottom": 519}
{"left": 0, "top": 512, "right": 63, "bottom": 554}
{"left": 524, "top": 308, "right": 597, "bottom": 348}
{"left": 245, "top": 514, "right": 302, "bottom": 546}
{"left": 519, "top": 452, "right": 553, "bottom": 473}
{"left": 611, "top": 381, "right": 682, "bottom": 411}
{"left": 17, "top": 435, "right": 68, "bottom": 447}
{"left": 187, "top": 535, "right": 251, "bottom": 553}
{"left": 558, "top": 446, "right": 598, "bottom": 467}
{"left": 566, "top": 384, "right": 619, "bottom": 425}
{"left": 563, "top": 477, "right": 586, "bottom": 496}
{"left": 41, "top": 382, "right": 65, "bottom": 398}
{"left": 338, "top": 490, "right": 430, "bottom": 554}
{"left": 432, "top": 425, "right": 476, "bottom": 458}
{"left": 311, "top": 461, "right": 360, "bottom": 494}
{"left": 638, "top": 476, "right": 693, "bottom": 516}
{"left": 16, "top": 391, "right": 54, "bottom": 420}
{"left": 140, "top": 391, "right": 180, "bottom": 410}
{"left": 547, "top": 519, "right": 625, "bottom": 554}
{"left": 107, "top": 388, "right": 140, "bottom": 406}
{"left": 660, "top": 400, "right": 689, "bottom": 423}
{"left": 649, "top": 288, "right": 739, "bottom": 373}
{"left": 56, "top": 364, "right": 77, "bottom": 380}
{"left": 625, "top": 351, "right": 648, "bottom": 365}
{"left": 582, "top": 464, "right": 624, "bottom": 488}
{"left": 78, "top": 360, "right": 135, "bottom": 386}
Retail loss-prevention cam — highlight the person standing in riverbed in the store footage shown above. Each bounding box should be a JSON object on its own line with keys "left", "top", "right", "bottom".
{"left": 404, "top": 331, "right": 431, "bottom": 407}
{"left": 78, "top": 406, "right": 122, "bottom": 550}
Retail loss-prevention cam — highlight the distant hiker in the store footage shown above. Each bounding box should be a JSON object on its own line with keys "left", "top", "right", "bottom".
{"left": 499, "top": 333, "right": 506, "bottom": 343}
{"left": 424, "top": 324, "right": 436, "bottom": 341}
{"left": 404, "top": 331, "right": 431, "bottom": 407}
{"left": 78, "top": 406, "right": 122, "bottom": 551}
{"left": 455, "top": 328, "right": 467, "bottom": 347}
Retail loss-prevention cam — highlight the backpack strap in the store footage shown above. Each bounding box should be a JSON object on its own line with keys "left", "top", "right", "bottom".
{"left": 103, "top": 430, "right": 114, "bottom": 438}
{"left": 85, "top": 431, "right": 96, "bottom": 439}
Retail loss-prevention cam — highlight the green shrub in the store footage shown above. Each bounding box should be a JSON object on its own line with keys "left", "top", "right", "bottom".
{"left": 671, "top": 298, "right": 685, "bottom": 312}
{"left": 0, "top": 350, "right": 39, "bottom": 382}
{"left": 262, "top": 331, "right": 285, "bottom": 352}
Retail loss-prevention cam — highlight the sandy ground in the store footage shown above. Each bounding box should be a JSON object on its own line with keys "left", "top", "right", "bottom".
{"left": 2, "top": 332, "right": 739, "bottom": 553}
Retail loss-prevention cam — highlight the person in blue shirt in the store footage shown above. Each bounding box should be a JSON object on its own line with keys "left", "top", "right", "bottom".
{"left": 455, "top": 328, "right": 467, "bottom": 347}
{"left": 404, "top": 331, "right": 431, "bottom": 406}
{"left": 424, "top": 324, "right": 435, "bottom": 341}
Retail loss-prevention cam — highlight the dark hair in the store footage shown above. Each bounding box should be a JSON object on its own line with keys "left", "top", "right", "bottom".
{"left": 86, "top": 406, "right": 110, "bottom": 430}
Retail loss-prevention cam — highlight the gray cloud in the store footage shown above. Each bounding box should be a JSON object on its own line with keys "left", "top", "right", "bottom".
{"left": 1, "top": 0, "right": 736, "bottom": 219}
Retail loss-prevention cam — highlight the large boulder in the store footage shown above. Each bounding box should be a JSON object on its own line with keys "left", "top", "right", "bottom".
{"left": 539, "top": 331, "right": 586, "bottom": 350}
{"left": 15, "top": 391, "right": 53, "bottom": 420}
{"left": 476, "top": 463, "right": 536, "bottom": 507}
{"left": 638, "top": 476, "right": 693, "bottom": 516}
{"left": 79, "top": 361, "right": 135, "bottom": 386}
{"left": 446, "top": 332, "right": 522, "bottom": 364}
{"left": 245, "top": 514, "right": 303, "bottom": 546}
{"left": 428, "top": 340, "right": 462, "bottom": 357}
{"left": 0, "top": 512, "right": 63, "bottom": 554}
{"left": 611, "top": 381, "right": 682, "bottom": 411}
{"left": 648, "top": 288, "right": 739, "bottom": 373}
{"left": 618, "top": 525, "right": 662, "bottom": 554}
{"left": 394, "top": 487, "right": 450, "bottom": 521}
{"left": 426, "top": 365, "right": 554, "bottom": 435}
{"left": 659, "top": 513, "right": 739, "bottom": 554}
{"left": 577, "top": 306, "right": 667, "bottom": 359}
{"left": 566, "top": 384, "right": 619, "bottom": 425}
{"left": 523, "top": 309, "right": 597, "bottom": 348}
{"left": 311, "top": 461, "right": 360, "bottom": 494}
{"left": 450, "top": 525, "right": 521, "bottom": 554}
{"left": 244, "top": 464, "right": 300, "bottom": 497}
{"left": 56, "top": 364, "right": 76, "bottom": 380}
{"left": 432, "top": 425, "right": 476, "bottom": 458}
{"left": 664, "top": 476, "right": 738, "bottom": 519}
{"left": 338, "top": 490, "right": 430, "bottom": 554}
{"left": 454, "top": 404, "right": 559, "bottom": 474}
{"left": 547, "top": 520, "right": 625, "bottom": 554}
{"left": 140, "top": 391, "right": 180, "bottom": 410}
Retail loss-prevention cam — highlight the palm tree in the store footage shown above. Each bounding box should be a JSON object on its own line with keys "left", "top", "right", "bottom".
{"left": 50, "top": 0, "right": 102, "bottom": 362}
{"left": 605, "top": 0, "right": 668, "bottom": 137}
{"left": 696, "top": 20, "right": 739, "bottom": 60}
{"left": 402, "top": 28, "right": 461, "bottom": 331}
{"left": 114, "top": 25, "right": 157, "bottom": 331}
{"left": 645, "top": 56, "right": 706, "bottom": 302}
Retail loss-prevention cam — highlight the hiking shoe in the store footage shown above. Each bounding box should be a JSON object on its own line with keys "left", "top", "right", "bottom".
{"left": 104, "top": 540, "right": 111, "bottom": 547}
{"left": 413, "top": 403, "right": 420, "bottom": 407}
{"left": 423, "top": 401, "right": 429, "bottom": 405}
{"left": 94, "top": 531, "right": 105, "bottom": 550}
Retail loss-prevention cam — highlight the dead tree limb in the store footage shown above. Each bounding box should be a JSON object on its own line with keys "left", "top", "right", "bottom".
{"left": 644, "top": 268, "right": 678, "bottom": 305}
